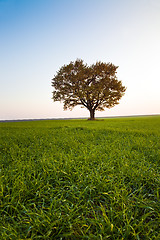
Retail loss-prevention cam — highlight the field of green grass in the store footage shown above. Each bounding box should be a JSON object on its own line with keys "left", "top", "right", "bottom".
{"left": 0, "top": 116, "right": 160, "bottom": 239}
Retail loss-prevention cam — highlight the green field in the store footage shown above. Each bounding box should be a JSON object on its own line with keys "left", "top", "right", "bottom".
{"left": 0, "top": 116, "right": 160, "bottom": 239}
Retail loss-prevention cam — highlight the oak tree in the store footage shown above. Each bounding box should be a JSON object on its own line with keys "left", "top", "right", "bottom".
{"left": 52, "top": 59, "right": 126, "bottom": 120}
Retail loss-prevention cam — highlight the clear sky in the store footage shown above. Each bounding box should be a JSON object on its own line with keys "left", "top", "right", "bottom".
{"left": 0, "top": 0, "right": 160, "bottom": 120}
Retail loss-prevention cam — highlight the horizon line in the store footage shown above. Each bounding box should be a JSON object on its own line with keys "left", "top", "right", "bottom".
{"left": 0, "top": 114, "right": 159, "bottom": 123}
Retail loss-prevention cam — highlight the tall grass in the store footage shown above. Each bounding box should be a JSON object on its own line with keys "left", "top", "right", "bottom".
{"left": 0, "top": 116, "right": 160, "bottom": 239}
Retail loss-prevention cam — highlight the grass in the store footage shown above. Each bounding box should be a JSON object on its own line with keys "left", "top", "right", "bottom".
{"left": 0, "top": 116, "right": 160, "bottom": 239}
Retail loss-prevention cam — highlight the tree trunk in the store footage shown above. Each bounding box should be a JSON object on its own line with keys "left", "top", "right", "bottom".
{"left": 89, "top": 109, "right": 95, "bottom": 120}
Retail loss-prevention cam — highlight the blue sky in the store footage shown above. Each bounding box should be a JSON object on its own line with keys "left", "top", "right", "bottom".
{"left": 0, "top": 0, "right": 160, "bottom": 120}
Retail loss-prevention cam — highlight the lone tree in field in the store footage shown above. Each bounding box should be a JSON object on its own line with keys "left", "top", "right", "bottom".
{"left": 52, "top": 59, "right": 126, "bottom": 120}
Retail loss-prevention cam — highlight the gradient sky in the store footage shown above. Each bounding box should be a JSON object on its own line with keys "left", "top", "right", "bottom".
{"left": 0, "top": 0, "right": 160, "bottom": 120}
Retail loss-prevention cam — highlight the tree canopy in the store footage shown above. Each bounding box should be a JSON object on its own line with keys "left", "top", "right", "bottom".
{"left": 52, "top": 59, "right": 126, "bottom": 120}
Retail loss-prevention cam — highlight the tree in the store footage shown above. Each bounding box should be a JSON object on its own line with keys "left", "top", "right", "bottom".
{"left": 52, "top": 59, "right": 126, "bottom": 120}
